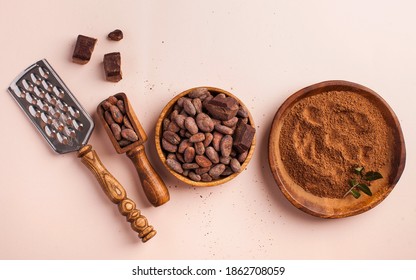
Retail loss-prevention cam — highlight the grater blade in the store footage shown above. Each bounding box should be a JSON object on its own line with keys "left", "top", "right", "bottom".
{"left": 8, "top": 59, "right": 94, "bottom": 154}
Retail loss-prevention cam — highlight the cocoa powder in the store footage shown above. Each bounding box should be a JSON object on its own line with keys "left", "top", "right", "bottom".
{"left": 279, "top": 90, "right": 396, "bottom": 198}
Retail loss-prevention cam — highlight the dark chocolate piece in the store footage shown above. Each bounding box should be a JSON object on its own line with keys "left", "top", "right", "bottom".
{"left": 108, "top": 29, "right": 123, "bottom": 41}
{"left": 72, "top": 35, "right": 97, "bottom": 64}
{"left": 204, "top": 95, "right": 239, "bottom": 121}
{"left": 233, "top": 119, "right": 255, "bottom": 153}
{"left": 103, "top": 52, "right": 122, "bottom": 82}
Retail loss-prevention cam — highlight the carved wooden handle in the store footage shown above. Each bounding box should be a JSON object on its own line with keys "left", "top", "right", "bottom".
{"left": 77, "top": 145, "right": 156, "bottom": 242}
{"left": 126, "top": 145, "right": 170, "bottom": 207}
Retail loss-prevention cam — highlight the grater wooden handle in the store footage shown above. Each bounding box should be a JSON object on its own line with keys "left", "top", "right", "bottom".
{"left": 127, "top": 145, "right": 170, "bottom": 207}
{"left": 77, "top": 145, "right": 156, "bottom": 242}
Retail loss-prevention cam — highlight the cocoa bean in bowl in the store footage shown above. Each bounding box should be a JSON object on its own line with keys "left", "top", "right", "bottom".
{"left": 155, "top": 87, "right": 256, "bottom": 187}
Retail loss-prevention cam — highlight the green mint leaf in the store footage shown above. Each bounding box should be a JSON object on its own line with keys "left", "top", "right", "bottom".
{"left": 349, "top": 179, "right": 358, "bottom": 187}
{"left": 357, "top": 183, "right": 372, "bottom": 196}
{"left": 350, "top": 189, "right": 361, "bottom": 199}
{"left": 353, "top": 166, "right": 364, "bottom": 175}
{"left": 364, "top": 171, "right": 383, "bottom": 181}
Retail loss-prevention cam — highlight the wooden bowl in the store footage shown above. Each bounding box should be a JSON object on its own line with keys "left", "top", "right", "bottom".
{"left": 268, "top": 80, "right": 406, "bottom": 218}
{"left": 155, "top": 86, "right": 256, "bottom": 187}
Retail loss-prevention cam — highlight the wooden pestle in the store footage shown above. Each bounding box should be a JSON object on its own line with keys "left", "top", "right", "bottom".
{"left": 97, "top": 93, "right": 170, "bottom": 207}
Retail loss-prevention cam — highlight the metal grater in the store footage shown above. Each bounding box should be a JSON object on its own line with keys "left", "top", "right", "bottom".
{"left": 7, "top": 59, "right": 157, "bottom": 241}
{"left": 8, "top": 59, "right": 94, "bottom": 154}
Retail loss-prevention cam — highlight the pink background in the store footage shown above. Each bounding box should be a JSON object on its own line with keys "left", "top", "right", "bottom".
{"left": 1, "top": 0, "right": 415, "bottom": 259}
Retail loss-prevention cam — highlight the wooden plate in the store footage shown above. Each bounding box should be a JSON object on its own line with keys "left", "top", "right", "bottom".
{"left": 268, "top": 81, "right": 406, "bottom": 218}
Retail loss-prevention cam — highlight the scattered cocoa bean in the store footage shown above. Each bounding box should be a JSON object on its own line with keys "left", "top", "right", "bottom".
{"left": 203, "top": 132, "right": 213, "bottom": 147}
{"left": 110, "top": 123, "right": 121, "bottom": 140}
{"left": 163, "top": 131, "right": 181, "bottom": 145}
{"left": 194, "top": 141, "right": 205, "bottom": 155}
{"left": 184, "top": 147, "right": 196, "bottom": 163}
{"left": 189, "top": 132, "right": 205, "bottom": 143}
{"left": 195, "top": 155, "right": 212, "bottom": 168}
{"left": 196, "top": 113, "right": 214, "bottom": 132}
{"left": 214, "top": 123, "right": 234, "bottom": 135}
{"left": 188, "top": 172, "right": 201, "bottom": 181}
{"left": 162, "top": 138, "right": 177, "bottom": 153}
{"left": 173, "top": 114, "right": 186, "bottom": 129}
{"left": 237, "top": 150, "right": 248, "bottom": 163}
{"left": 205, "top": 147, "right": 219, "bottom": 164}
{"left": 183, "top": 98, "right": 196, "bottom": 116}
{"left": 116, "top": 99, "right": 126, "bottom": 114}
{"left": 184, "top": 117, "right": 198, "bottom": 134}
{"left": 195, "top": 166, "right": 211, "bottom": 175}
{"left": 212, "top": 131, "right": 223, "bottom": 151}
{"left": 220, "top": 135, "right": 233, "bottom": 157}
{"left": 162, "top": 118, "right": 171, "bottom": 131}
{"left": 182, "top": 163, "right": 200, "bottom": 170}
{"left": 167, "top": 121, "right": 180, "bottom": 133}
{"left": 176, "top": 152, "right": 185, "bottom": 163}
{"left": 104, "top": 110, "right": 115, "bottom": 125}
{"left": 178, "top": 139, "right": 191, "bottom": 153}
{"left": 123, "top": 115, "right": 133, "bottom": 129}
{"left": 107, "top": 96, "right": 118, "bottom": 105}
{"left": 121, "top": 128, "right": 139, "bottom": 142}
{"left": 118, "top": 139, "right": 131, "bottom": 147}
{"left": 110, "top": 105, "right": 123, "bottom": 123}
{"left": 219, "top": 155, "right": 231, "bottom": 165}
{"left": 230, "top": 158, "right": 241, "bottom": 173}
{"left": 188, "top": 87, "right": 209, "bottom": 98}
{"left": 209, "top": 164, "right": 226, "bottom": 179}
{"left": 101, "top": 101, "right": 112, "bottom": 111}
{"left": 192, "top": 98, "right": 203, "bottom": 114}
{"left": 200, "top": 173, "right": 213, "bottom": 182}
{"left": 166, "top": 158, "right": 183, "bottom": 174}
{"left": 108, "top": 29, "right": 123, "bottom": 41}
{"left": 222, "top": 117, "right": 238, "bottom": 127}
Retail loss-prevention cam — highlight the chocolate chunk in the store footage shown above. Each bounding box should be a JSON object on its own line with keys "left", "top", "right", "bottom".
{"left": 103, "top": 52, "right": 122, "bottom": 82}
{"left": 204, "top": 95, "right": 239, "bottom": 121}
{"left": 72, "top": 35, "right": 97, "bottom": 64}
{"left": 108, "top": 29, "right": 123, "bottom": 41}
{"left": 233, "top": 119, "right": 255, "bottom": 153}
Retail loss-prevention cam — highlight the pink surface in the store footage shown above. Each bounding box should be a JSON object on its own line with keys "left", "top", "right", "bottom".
{"left": 0, "top": 0, "right": 415, "bottom": 259}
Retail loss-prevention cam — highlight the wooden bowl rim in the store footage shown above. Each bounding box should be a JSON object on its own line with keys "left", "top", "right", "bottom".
{"left": 155, "top": 86, "right": 256, "bottom": 187}
{"left": 268, "top": 80, "right": 406, "bottom": 218}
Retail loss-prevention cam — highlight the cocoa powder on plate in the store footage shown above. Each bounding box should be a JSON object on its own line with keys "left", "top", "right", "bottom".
{"left": 279, "top": 90, "right": 396, "bottom": 199}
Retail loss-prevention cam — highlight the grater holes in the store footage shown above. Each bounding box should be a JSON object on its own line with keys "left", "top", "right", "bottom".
{"left": 56, "top": 133, "right": 69, "bottom": 145}
{"left": 33, "top": 86, "right": 46, "bottom": 98}
{"left": 40, "top": 112, "right": 53, "bottom": 125}
{"left": 30, "top": 73, "right": 42, "bottom": 85}
{"left": 44, "top": 92, "right": 57, "bottom": 105}
{"left": 72, "top": 119, "right": 83, "bottom": 131}
{"left": 53, "top": 86, "right": 65, "bottom": 98}
{"left": 52, "top": 119, "right": 65, "bottom": 132}
{"left": 41, "top": 80, "right": 53, "bottom": 92}
{"left": 44, "top": 125, "right": 56, "bottom": 139}
{"left": 68, "top": 106, "right": 80, "bottom": 118}
{"left": 36, "top": 99, "right": 49, "bottom": 111}
{"left": 22, "top": 79, "right": 34, "bottom": 92}
{"left": 64, "top": 126, "right": 77, "bottom": 138}
{"left": 38, "top": 66, "right": 49, "bottom": 79}
{"left": 25, "top": 91, "right": 37, "bottom": 105}
{"left": 29, "top": 105, "right": 42, "bottom": 118}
